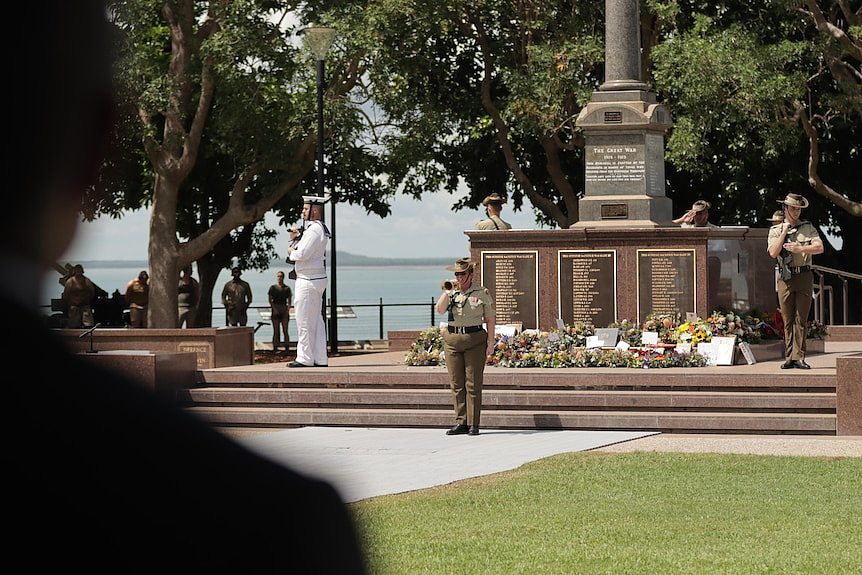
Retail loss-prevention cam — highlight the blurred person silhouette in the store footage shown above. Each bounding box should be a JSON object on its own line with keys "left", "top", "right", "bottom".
{"left": 61, "top": 264, "right": 96, "bottom": 328}
{"left": 221, "top": 266, "right": 253, "bottom": 326}
{"left": 268, "top": 270, "right": 292, "bottom": 352}
{"left": 177, "top": 264, "right": 200, "bottom": 328}
{"left": 5, "top": 2, "right": 365, "bottom": 572}
{"left": 125, "top": 269, "right": 149, "bottom": 327}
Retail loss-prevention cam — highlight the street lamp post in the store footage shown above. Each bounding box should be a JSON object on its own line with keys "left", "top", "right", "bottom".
{"left": 302, "top": 26, "right": 338, "bottom": 355}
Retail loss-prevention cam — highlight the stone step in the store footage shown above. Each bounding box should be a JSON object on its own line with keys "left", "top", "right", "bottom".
{"left": 196, "top": 369, "right": 836, "bottom": 391}
{"left": 185, "top": 406, "right": 836, "bottom": 433}
{"left": 181, "top": 387, "right": 835, "bottom": 412}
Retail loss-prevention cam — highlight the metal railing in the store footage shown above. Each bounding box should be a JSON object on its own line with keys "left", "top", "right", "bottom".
{"left": 42, "top": 297, "right": 441, "bottom": 342}
{"left": 243, "top": 298, "right": 438, "bottom": 341}
{"left": 812, "top": 264, "right": 862, "bottom": 325}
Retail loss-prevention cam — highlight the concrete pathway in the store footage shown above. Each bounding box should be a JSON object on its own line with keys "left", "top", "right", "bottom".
{"left": 237, "top": 427, "right": 656, "bottom": 502}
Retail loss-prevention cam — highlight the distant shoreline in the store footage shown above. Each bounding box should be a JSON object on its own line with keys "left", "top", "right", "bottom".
{"left": 66, "top": 252, "right": 460, "bottom": 268}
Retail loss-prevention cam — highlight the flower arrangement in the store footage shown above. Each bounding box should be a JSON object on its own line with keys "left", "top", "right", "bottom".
{"left": 806, "top": 320, "right": 829, "bottom": 340}
{"left": 404, "top": 307, "right": 780, "bottom": 370}
{"left": 706, "top": 309, "right": 763, "bottom": 344}
{"left": 675, "top": 319, "right": 712, "bottom": 345}
{"left": 404, "top": 326, "right": 446, "bottom": 366}
{"left": 642, "top": 312, "right": 681, "bottom": 344}
{"left": 608, "top": 319, "right": 642, "bottom": 346}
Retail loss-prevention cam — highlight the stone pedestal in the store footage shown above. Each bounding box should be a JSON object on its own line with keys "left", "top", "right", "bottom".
{"left": 574, "top": 91, "right": 673, "bottom": 227}
{"left": 836, "top": 353, "right": 862, "bottom": 436}
{"left": 56, "top": 327, "right": 253, "bottom": 368}
{"left": 78, "top": 350, "right": 197, "bottom": 395}
{"left": 467, "top": 227, "right": 776, "bottom": 331}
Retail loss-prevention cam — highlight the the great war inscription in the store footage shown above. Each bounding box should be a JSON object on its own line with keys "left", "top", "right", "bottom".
{"left": 558, "top": 250, "right": 617, "bottom": 328}
{"left": 636, "top": 249, "right": 696, "bottom": 322}
{"left": 481, "top": 251, "right": 538, "bottom": 330}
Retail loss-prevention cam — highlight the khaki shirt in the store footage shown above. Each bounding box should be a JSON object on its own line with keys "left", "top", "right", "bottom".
{"left": 449, "top": 285, "right": 495, "bottom": 327}
{"left": 222, "top": 279, "right": 252, "bottom": 309}
{"left": 125, "top": 279, "right": 149, "bottom": 309}
{"left": 768, "top": 221, "right": 821, "bottom": 267}
{"left": 63, "top": 276, "right": 96, "bottom": 306}
{"left": 475, "top": 216, "right": 512, "bottom": 231}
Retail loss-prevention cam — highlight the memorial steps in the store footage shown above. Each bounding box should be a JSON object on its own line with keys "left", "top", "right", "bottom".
{"left": 179, "top": 327, "right": 861, "bottom": 435}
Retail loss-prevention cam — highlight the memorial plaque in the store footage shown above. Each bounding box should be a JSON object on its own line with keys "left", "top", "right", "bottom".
{"left": 636, "top": 249, "right": 696, "bottom": 322}
{"left": 558, "top": 250, "right": 617, "bottom": 328}
{"left": 585, "top": 142, "right": 646, "bottom": 192}
{"left": 600, "top": 203, "right": 628, "bottom": 219}
{"left": 177, "top": 341, "right": 213, "bottom": 369}
{"left": 604, "top": 111, "right": 623, "bottom": 123}
{"left": 480, "top": 251, "right": 538, "bottom": 330}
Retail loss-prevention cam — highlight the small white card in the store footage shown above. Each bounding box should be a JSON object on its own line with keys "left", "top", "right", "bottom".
{"left": 676, "top": 343, "right": 692, "bottom": 354}
{"left": 586, "top": 335, "right": 601, "bottom": 349}
{"left": 712, "top": 336, "right": 737, "bottom": 366}
{"left": 738, "top": 341, "right": 757, "bottom": 365}
{"left": 495, "top": 324, "right": 517, "bottom": 338}
{"left": 697, "top": 342, "right": 718, "bottom": 365}
{"left": 555, "top": 318, "right": 565, "bottom": 329}
{"left": 641, "top": 331, "right": 659, "bottom": 345}
{"left": 595, "top": 328, "right": 620, "bottom": 347}
{"left": 615, "top": 340, "right": 630, "bottom": 351}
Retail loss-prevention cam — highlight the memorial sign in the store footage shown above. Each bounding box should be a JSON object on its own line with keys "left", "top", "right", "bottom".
{"left": 558, "top": 250, "right": 617, "bottom": 328}
{"left": 480, "top": 251, "right": 538, "bottom": 330}
{"left": 637, "top": 249, "right": 696, "bottom": 322}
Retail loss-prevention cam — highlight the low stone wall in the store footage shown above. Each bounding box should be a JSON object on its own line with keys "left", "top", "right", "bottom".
{"left": 55, "top": 327, "right": 253, "bottom": 369}
{"left": 78, "top": 350, "right": 197, "bottom": 396}
{"left": 388, "top": 329, "right": 426, "bottom": 353}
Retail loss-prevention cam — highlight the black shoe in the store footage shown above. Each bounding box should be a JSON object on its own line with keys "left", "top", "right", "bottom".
{"left": 287, "top": 361, "right": 312, "bottom": 368}
{"left": 313, "top": 363, "right": 328, "bottom": 367}
{"left": 468, "top": 426, "right": 479, "bottom": 436}
{"left": 794, "top": 359, "right": 811, "bottom": 369}
{"left": 445, "top": 424, "right": 469, "bottom": 436}
{"left": 780, "top": 360, "right": 795, "bottom": 369}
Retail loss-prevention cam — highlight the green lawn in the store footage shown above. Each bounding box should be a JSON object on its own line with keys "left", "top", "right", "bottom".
{"left": 352, "top": 452, "right": 862, "bottom": 575}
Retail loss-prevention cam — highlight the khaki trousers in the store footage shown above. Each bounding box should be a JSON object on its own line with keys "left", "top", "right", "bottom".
{"left": 442, "top": 329, "right": 487, "bottom": 427}
{"left": 777, "top": 270, "right": 813, "bottom": 360}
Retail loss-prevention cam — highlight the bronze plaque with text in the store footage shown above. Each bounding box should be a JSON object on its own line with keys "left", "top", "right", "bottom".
{"left": 558, "top": 250, "right": 617, "bottom": 328}
{"left": 480, "top": 251, "right": 538, "bottom": 330}
{"left": 636, "top": 249, "right": 696, "bottom": 322}
{"left": 600, "top": 203, "right": 628, "bottom": 219}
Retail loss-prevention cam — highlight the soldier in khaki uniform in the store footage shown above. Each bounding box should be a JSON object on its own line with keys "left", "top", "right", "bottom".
{"left": 62, "top": 264, "right": 96, "bottom": 328}
{"left": 475, "top": 193, "right": 512, "bottom": 230}
{"left": 125, "top": 270, "right": 149, "bottom": 328}
{"left": 767, "top": 193, "right": 823, "bottom": 369}
{"left": 436, "top": 257, "right": 496, "bottom": 436}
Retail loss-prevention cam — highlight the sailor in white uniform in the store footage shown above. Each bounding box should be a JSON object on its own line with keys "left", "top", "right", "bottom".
{"left": 286, "top": 194, "right": 331, "bottom": 368}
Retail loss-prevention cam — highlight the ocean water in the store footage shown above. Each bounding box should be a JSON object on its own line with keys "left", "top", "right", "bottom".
{"left": 42, "top": 264, "right": 449, "bottom": 343}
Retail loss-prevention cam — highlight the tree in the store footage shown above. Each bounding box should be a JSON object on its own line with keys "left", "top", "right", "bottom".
{"left": 324, "top": 0, "right": 606, "bottom": 228}
{"left": 649, "top": 0, "right": 860, "bottom": 319}
{"left": 94, "top": 1, "right": 385, "bottom": 328}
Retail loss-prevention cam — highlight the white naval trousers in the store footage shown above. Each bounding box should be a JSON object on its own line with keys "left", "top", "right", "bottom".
{"left": 294, "top": 276, "right": 328, "bottom": 366}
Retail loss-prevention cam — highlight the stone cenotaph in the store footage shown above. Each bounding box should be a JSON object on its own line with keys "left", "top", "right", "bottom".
{"left": 467, "top": 0, "right": 775, "bottom": 331}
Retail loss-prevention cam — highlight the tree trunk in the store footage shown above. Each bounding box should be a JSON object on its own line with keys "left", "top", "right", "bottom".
{"left": 146, "top": 174, "right": 181, "bottom": 328}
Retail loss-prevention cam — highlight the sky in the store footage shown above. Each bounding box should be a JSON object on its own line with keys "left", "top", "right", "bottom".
{"left": 62, "top": 192, "right": 545, "bottom": 262}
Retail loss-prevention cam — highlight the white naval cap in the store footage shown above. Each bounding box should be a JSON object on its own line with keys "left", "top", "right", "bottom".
{"left": 302, "top": 194, "right": 330, "bottom": 205}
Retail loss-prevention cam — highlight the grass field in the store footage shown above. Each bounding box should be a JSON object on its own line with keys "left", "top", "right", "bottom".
{"left": 352, "top": 451, "right": 862, "bottom": 575}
